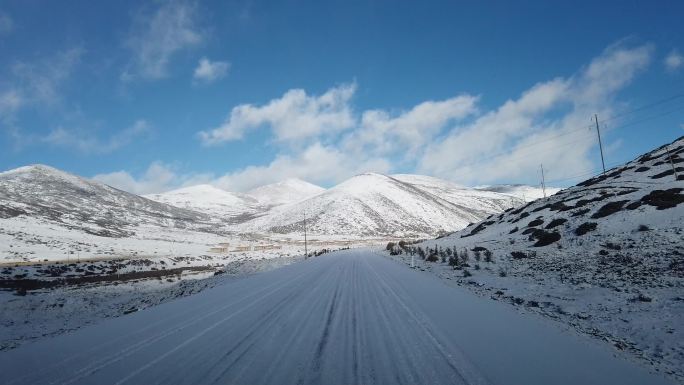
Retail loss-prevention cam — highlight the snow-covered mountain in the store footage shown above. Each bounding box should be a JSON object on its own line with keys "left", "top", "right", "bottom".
{"left": 0, "top": 165, "right": 211, "bottom": 238}
{"left": 392, "top": 174, "right": 523, "bottom": 211}
{"left": 394, "top": 135, "right": 684, "bottom": 380}
{"left": 145, "top": 184, "right": 262, "bottom": 223}
{"left": 240, "top": 173, "right": 523, "bottom": 238}
{"left": 475, "top": 184, "right": 561, "bottom": 202}
{"left": 246, "top": 178, "right": 325, "bottom": 207}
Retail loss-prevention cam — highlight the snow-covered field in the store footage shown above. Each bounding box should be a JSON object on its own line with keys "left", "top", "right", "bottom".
{"left": 0, "top": 255, "right": 304, "bottom": 351}
{"left": 384, "top": 136, "right": 684, "bottom": 382}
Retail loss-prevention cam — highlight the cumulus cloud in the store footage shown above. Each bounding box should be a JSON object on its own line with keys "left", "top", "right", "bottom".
{"left": 111, "top": 41, "right": 653, "bottom": 193}
{"left": 96, "top": 143, "right": 389, "bottom": 194}
{"left": 665, "top": 49, "right": 683, "bottom": 72}
{"left": 42, "top": 119, "right": 152, "bottom": 154}
{"left": 199, "top": 83, "right": 357, "bottom": 145}
{"left": 345, "top": 95, "right": 479, "bottom": 157}
{"left": 93, "top": 162, "right": 181, "bottom": 195}
{"left": 94, "top": 161, "right": 215, "bottom": 195}
{"left": 213, "top": 142, "right": 391, "bottom": 191}
{"left": 0, "top": 10, "right": 13, "bottom": 36}
{"left": 193, "top": 57, "right": 230, "bottom": 83}
{"left": 123, "top": 0, "right": 203, "bottom": 80}
{"left": 418, "top": 42, "right": 652, "bottom": 184}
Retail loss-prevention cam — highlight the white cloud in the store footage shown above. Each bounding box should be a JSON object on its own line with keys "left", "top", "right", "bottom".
{"left": 123, "top": 1, "right": 203, "bottom": 80}
{"left": 418, "top": 43, "right": 653, "bottom": 185}
{"left": 93, "top": 161, "right": 214, "bottom": 195}
{"left": 42, "top": 119, "right": 152, "bottom": 154}
{"left": 1, "top": 48, "right": 82, "bottom": 143}
{"left": 0, "top": 90, "right": 23, "bottom": 119}
{"left": 113, "top": 41, "right": 653, "bottom": 193}
{"left": 11, "top": 47, "right": 83, "bottom": 106}
{"left": 97, "top": 143, "right": 390, "bottom": 194}
{"left": 0, "top": 10, "right": 13, "bottom": 36}
{"left": 193, "top": 57, "right": 230, "bottom": 83}
{"left": 346, "top": 95, "right": 479, "bottom": 157}
{"left": 575, "top": 42, "right": 652, "bottom": 104}
{"left": 665, "top": 49, "right": 683, "bottom": 72}
{"left": 93, "top": 162, "right": 178, "bottom": 195}
{"left": 213, "top": 142, "right": 391, "bottom": 191}
{"left": 199, "top": 83, "right": 357, "bottom": 145}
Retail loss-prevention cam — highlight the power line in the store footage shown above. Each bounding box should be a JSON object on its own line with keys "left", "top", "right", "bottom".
{"left": 602, "top": 103, "right": 684, "bottom": 132}
{"left": 600, "top": 93, "right": 684, "bottom": 124}
{"left": 544, "top": 168, "right": 603, "bottom": 184}
{"left": 543, "top": 156, "right": 648, "bottom": 185}
{"left": 449, "top": 98, "right": 684, "bottom": 174}
{"left": 451, "top": 131, "right": 596, "bottom": 171}
{"left": 508, "top": 93, "right": 684, "bottom": 155}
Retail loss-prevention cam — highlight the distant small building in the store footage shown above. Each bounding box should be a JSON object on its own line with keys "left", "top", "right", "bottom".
{"left": 209, "top": 246, "right": 229, "bottom": 253}
{"left": 217, "top": 242, "right": 230, "bottom": 248}
{"left": 253, "top": 245, "right": 282, "bottom": 251}
{"left": 233, "top": 246, "right": 251, "bottom": 252}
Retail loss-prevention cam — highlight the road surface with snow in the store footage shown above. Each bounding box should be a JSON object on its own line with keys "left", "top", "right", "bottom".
{"left": 0, "top": 250, "right": 673, "bottom": 385}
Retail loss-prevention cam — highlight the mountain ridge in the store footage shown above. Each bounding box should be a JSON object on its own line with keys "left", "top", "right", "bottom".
{"left": 239, "top": 172, "right": 525, "bottom": 238}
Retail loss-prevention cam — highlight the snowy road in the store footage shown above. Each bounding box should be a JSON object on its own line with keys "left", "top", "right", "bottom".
{"left": 0, "top": 250, "right": 673, "bottom": 385}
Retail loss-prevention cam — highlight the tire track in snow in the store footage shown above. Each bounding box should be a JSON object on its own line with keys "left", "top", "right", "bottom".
{"left": 362, "top": 256, "right": 491, "bottom": 385}
{"left": 52, "top": 267, "right": 312, "bottom": 385}
{"left": 6, "top": 277, "right": 264, "bottom": 385}
{"left": 199, "top": 260, "right": 341, "bottom": 385}
{"left": 253, "top": 258, "right": 347, "bottom": 385}
{"left": 109, "top": 267, "right": 318, "bottom": 385}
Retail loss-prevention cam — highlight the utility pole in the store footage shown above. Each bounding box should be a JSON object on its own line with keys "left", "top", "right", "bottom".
{"left": 665, "top": 144, "right": 679, "bottom": 180}
{"left": 540, "top": 164, "right": 547, "bottom": 198}
{"left": 303, "top": 211, "right": 308, "bottom": 259}
{"left": 594, "top": 114, "right": 606, "bottom": 174}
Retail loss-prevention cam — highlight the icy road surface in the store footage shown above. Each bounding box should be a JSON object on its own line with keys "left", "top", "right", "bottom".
{"left": 0, "top": 250, "right": 673, "bottom": 385}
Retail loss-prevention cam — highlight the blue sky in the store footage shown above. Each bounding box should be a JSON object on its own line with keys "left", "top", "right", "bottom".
{"left": 0, "top": 0, "right": 682, "bottom": 193}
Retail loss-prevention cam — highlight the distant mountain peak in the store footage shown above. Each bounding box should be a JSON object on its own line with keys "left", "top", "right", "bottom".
{"left": 1, "top": 164, "right": 65, "bottom": 176}
{"left": 144, "top": 184, "right": 260, "bottom": 221}
{"left": 246, "top": 178, "right": 325, "bottom": 207}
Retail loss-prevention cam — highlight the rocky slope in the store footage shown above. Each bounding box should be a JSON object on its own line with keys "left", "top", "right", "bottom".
{"left": 387, "top": 135, "right": 684, "bottom": 381}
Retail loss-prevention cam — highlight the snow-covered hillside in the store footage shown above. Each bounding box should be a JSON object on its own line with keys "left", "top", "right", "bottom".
{"left": 476, "top": 184, "right": 561, "bottom": 202}
{"left": 246, "top": 178, "right": 325, "bottom": 207}
{"left": 145, "top": 184, "right": 262, "bottom": 223}
{"left": 0, "top": 165, "right": 241, "bottom": 263}
{"left": 0, "top": 165, "right": 212, "bottom": 237}
{"left": 386, "top": 135, "right": 684, "bottom": 382}
{"left": 0, "top": 164, "right": 534, "bottom": 264}
{"left": 241, "top": 173, "right": 524, "bottom": 238}
{"left": 392, "top": 174, "right": 524, "bottom": 212}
